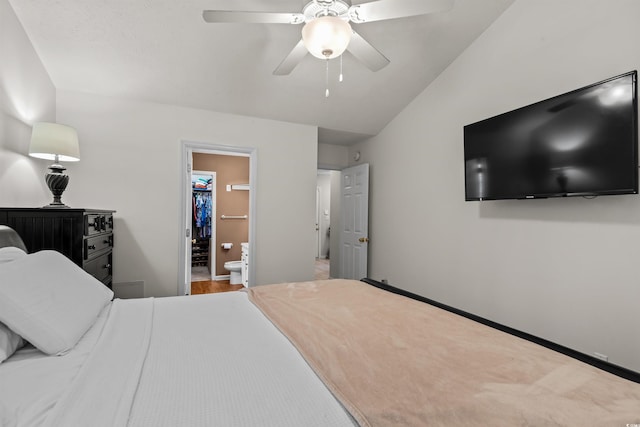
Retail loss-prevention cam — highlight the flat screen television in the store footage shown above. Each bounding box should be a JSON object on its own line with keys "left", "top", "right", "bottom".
{"left": 464, "top": 71, "right": 638, "bottom": 201}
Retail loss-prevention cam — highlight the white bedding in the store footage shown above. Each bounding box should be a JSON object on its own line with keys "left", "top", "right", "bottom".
{"left": 0, "top": 303, "right": 112, "bottom": 427}
{"left": 0, "top": 291, "right": 357, "bottom": 427}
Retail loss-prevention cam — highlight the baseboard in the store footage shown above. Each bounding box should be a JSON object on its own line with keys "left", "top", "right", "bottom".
{"left": 360, "top": 278, "right": 640, "bottom": 384}
{"left": 215, "top": 274, "right": 230, "bottom": 281}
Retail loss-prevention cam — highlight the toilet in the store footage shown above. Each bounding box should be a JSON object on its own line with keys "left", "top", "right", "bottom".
{"left": 224, "top": 260, "right": 243, "bottom": 285}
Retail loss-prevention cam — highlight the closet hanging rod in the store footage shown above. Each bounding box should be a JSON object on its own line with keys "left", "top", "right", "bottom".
{"left": 221, "top": 215, "right": 248, "bottom": 220}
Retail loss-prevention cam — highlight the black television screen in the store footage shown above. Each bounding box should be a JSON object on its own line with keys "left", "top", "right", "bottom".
{"left": 464, "top": 71, "right": 638, "bottom": 201}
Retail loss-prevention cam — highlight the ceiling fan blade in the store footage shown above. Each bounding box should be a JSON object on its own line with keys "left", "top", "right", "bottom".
{"left": 203, "top": 11, "right": 305, "bottom": 24}
{"left": 348, "top": 0, "right": 453, "bottom": 23}
{"left": 273, "top": 39, "right": 308, "bottom": 75}
{"left": 347, "top": 31, "right": 390, "bottom": 72}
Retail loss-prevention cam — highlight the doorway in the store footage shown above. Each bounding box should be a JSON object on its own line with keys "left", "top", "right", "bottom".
{"left": 316, "top": 169, "right": 341, "bottom": 279}
{"left": 179, "top": 141, "right": 256, "bottom": 296}
{"left": 316, "top": 164, "right": 369, "bottom": 281}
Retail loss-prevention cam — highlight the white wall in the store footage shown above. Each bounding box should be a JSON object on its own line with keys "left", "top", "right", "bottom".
{"left": 318, "top": 143, "right": 349, "bottom": 170}
{"left": 353, "top": 0, "right": 640, "bottom": 372}
{"left": 55, "top": 90, "right": 318, "bottom": 297}
{"left": 0, "top": 0, "right": 55, "bottom": 206}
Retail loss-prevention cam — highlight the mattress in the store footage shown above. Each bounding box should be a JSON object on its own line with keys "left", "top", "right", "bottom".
{"left": 0, "top": 291, "right": 357, "bottom": 427}
{"left": 6, "top": 277, "right": 639, "bottom": 427}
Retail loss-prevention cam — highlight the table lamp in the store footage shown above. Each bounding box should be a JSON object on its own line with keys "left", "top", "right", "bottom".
{"left": 28, "top": 122, "right": 80, "bottom": 208}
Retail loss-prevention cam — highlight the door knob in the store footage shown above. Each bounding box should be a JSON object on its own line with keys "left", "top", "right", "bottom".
{"left": 192, "top": 239, "right": 196, "bottom": 244}
{"left": 358, "top": 237, "right": 369, "bottom": 243}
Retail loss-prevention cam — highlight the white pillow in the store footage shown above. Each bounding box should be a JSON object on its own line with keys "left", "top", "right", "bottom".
{"left": 0, "top": 250, "right": 113, "bottom": 355}
{"left": 0, "top": 322, "right": 24, "bottom": 363}
{"left": 0, "top": 246, "right": 27, "bottom": 264}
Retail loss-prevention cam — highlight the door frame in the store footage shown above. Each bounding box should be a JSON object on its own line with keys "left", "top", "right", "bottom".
{"left": 179, "top": 140, "right": 257, "bottom": 295}
{"left": 315, "top": 186, "right": 321, "bottom": 258}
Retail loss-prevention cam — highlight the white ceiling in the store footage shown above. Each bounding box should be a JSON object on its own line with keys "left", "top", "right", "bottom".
{"left": 9, "top": 0, "right": 514, "bottom": 146}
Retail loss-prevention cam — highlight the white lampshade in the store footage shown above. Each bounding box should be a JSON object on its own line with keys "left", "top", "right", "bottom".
{"left": 301, "top": 16, "right": 352, "bottom": 59}
{"left": 29, "top": 122, "right": 80, "bottom": 162}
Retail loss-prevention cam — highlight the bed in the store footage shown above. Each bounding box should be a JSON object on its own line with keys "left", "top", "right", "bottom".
{"left": 1, "top": 225, "right": 639, "bottom": 427}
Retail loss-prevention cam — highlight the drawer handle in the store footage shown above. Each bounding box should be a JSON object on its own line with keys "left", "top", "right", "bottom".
{"left": 104, "top": 263, "right": 111, "bottom": 269}
{"left": 89, "top": 217, "right": 106, "bottom": 230}
{"left": 87, "top": 215, "right": 112, "bottom": 233}
{"left": 87, "top": 244, "right": 96, "bottom": 250}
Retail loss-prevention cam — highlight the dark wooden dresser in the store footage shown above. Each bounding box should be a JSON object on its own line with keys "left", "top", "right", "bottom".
{"left": 0, "top": 208, "right": 115, "bottom": 288}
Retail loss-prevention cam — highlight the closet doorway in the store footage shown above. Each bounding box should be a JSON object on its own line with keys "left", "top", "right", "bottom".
{"left": 191, "top": 171, "right": 216, "bottom": 281}
{"left": 179, "top": 141, "right": 256, "bottom": 296}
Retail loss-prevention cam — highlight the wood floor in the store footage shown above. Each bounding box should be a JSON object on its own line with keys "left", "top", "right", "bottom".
{"left": 191, "top": 258, "right": 330, "bottom": 295}
{"left": 191, "top": 279, "right": 244, "bottom": 295}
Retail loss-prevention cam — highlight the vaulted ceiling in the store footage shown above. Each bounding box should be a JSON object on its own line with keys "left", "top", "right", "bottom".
{"left": 9, "top": 0, "right": 514, "bottom": 145}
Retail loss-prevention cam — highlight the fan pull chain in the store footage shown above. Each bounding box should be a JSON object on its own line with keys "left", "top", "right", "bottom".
{"left": 339, "top": 55, "right": 344, "bottom": 83}
{"left": 325, "top": 58, "right": 330, "bottom": 98}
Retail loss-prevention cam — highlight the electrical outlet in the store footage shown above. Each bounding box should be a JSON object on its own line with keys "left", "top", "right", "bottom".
{"left": 593, "top": 352, "right": 608, "bottom": 362}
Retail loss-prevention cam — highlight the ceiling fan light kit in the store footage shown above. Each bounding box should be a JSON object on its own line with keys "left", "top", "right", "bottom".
{"left": 301, "top": 16, "right": 352, "bottom": 60}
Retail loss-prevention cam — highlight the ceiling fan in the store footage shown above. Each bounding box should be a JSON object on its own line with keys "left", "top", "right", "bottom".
{"left": 203, "top": 0, "right": 454, "bottom": 76}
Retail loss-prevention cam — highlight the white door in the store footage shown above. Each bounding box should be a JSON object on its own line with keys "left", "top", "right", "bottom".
{"left": 340, "top": 163, "right": 369, "bottom": 279}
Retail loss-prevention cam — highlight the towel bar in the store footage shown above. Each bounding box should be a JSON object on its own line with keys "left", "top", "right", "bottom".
{"left": 221, "top": 215, "right": 247, "bottom": 220}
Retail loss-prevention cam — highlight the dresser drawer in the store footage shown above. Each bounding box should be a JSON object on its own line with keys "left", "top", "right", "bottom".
{"left": 85, "top": 213, "right": 113, "bottom": 236}
{"left": 84, "top": 251, "right": 112, "bottom": 283}
{"left": 84, "top": 233, "right": 113, "bottom": 260}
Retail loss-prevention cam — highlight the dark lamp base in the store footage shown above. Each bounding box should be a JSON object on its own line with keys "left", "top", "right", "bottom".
{"left": 44, "top": 163, "right": 70, "bottom": 208}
